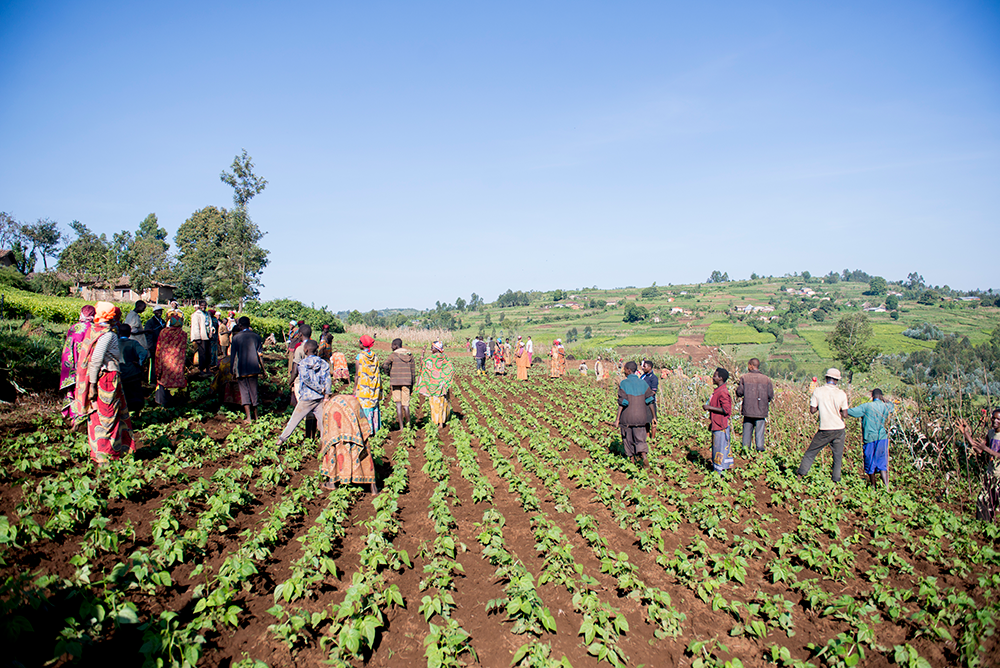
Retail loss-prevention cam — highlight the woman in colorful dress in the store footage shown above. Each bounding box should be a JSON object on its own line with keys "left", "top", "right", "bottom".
{"left": 514, "top": 336, "right": 529, "bottom": 382}
{"left": 415, "top": 341, "right": 454, "bottom": 426}
{"left": 317, "top": 332, "right": 333, "bottom": 362}
{"left": 549, "top": 339, "right": 566, "bottom": 378}
{"left": 59, "top": 304, "right": 96, "bottom": 418}
{"left": 320, "top": 393, "right": 377, "bottom": 493}
{"left": 594, "top": 356, "right": 606, "bottom": 382}
{"left": 354, "top": 335, "right": 382, "bottom": 432}
{"left": 72, "top": 302, "right": 138, "bottom": 464}
{"left": 154, "top": 310, "right": 188, "bottom": 405}
{"left": 493, "top": 337, "right": 506, "bottom": 375}
{"left": 958, "top": 409, "right": 1000, "bottom": 521}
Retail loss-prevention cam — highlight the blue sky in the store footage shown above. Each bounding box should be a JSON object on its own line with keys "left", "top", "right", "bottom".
{"left": 1, "top": 1, "right": 998, "bottom": 311}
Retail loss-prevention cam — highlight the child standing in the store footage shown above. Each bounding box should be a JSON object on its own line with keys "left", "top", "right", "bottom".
{"left": 277, "top": 340, "right": 330, "bottom": 445}
{"left": 704, "top": 367, "right": 733, "bottom": 473}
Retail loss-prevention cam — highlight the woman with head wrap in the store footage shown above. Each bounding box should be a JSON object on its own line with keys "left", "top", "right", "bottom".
{"left": 330, "top": 349, "right": 350, "bottom": 383}
{"left": 514, "top": 336, "right": 529, "bottom": 382}
{"left": 549, "top": 339, "right": 566, "bottom": 378}
{"left": 72, "top": 302, "right": 138, "bottom": 463}
{"left": 354, "top": 335, "right": 382, "bottom": 432}
{"left": 415, "top": 341, "right": 454, "bottom": 426}
{"left": 154, "top": 309, "right": 189, "bottom": 405}
{"left": 59, "top": 304, "right": 96, "bottom": 418}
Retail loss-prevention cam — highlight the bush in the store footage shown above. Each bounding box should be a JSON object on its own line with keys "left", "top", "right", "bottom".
{"left": 903, "top": 322, "right": 944, "bottom": 341}
{"left": 0, "top": 266, "right": 30, "bottom": 291}
{"left": 28, "top": 272, "right": 72, "bottom": 296}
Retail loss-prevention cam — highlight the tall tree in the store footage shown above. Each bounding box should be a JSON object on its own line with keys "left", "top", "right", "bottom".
{"left": 217, "top": 149, "right": 269, "bottom": 307}
{"left": 0, "top": 212, "right": 34, "bottom": 273}
{"left": 21, "top": 218, "right": 63, "bottom": 271}
{"left": 58, "top": 221, "right": 110, "bottom": 285}
{"left": 827, "top": 313, "right": 879, "bottom": 382}
{"left": 129, "top": 213, "right": 173, "bottom": 294}
{"left": 174, "top": 206, "right": 230, "bottom": 299}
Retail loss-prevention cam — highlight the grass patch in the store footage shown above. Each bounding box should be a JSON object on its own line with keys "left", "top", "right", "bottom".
{"left": 610, "top": 332, "right": 679, "bottom": 347}
{"left": 704, "top": 322, "right": 775, "bottom": 346}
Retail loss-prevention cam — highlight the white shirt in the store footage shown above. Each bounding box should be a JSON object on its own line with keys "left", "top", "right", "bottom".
{"left": 526, "top": 339, "right": 533, "bottom": 354}
{"left": 810, "top": 383, "right": 849, "bottom": 430}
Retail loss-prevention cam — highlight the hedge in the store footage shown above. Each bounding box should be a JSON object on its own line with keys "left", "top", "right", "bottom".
{"left": 0, "top": 287, "right": 287, "bottom": 336}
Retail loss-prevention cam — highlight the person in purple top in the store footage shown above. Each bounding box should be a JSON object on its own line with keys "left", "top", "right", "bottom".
{"left": 958, "top": 409, "right": 1000, "bottom": 522}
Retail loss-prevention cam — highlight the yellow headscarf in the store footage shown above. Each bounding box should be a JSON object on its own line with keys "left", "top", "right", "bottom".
{"left": 94, "top": 301, "right": 121, "bottom": 324}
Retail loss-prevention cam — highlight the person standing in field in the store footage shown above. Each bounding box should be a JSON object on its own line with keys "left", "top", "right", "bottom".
{"left": 493, "top": 338, "right": 507, "bottom": 375}
{"left": 117, "top": 323, "right": 148, "bottom": 414}
{"left": 735, "top": 358, "right": 774, "bottom": 453}
{"left": 317, "top": 332, "right": 333, "bottom": 362}
{"left": 72, "top": 302, "right": 138, "bottom": 464}
{"left": 847, "top": 389, "right": 895, "bottom": 488}
{"left": 355, "top": 335, "right": 382, "bottom": 432}
{"left": 579, "top": 360, "right": 588, "bottom": 375}
{"left": 526, "top": 336, "right": 534, "bottom": 366}
{"left": 277, "top": 340, "right": 330, "bottom": 445}
{"left": 145, "top": 305, "right": 166, "bottom": 374}
{"left": 549, "top": 339, "right": 566, "bottom": 378}
{"left": 382, "top": 338, "right": 416, "bottom": 430}
{"left": 474, "top": 335, "right": 487, "bottom": 375}
{"left": 190, "top": 300, "right": 213, "bottom": 377}
{"left": 415, "top": 340, "right": 454, "bottom": 426}
{"left": 503, "top": 338, "right": 513, "bottom": 368}
{"left": 287, "top": 319, "right": 304, "bottom": 375}
{"left": 207, "top": 308, "right": 222, "bottom": 369}
{"left": 594, "top": 356, "right": 605, "bottom": 382}
{"left": 640, "top": 360, "right": 659, "bottom": 403}
{"left": 615, "top": 360, "right": 656, "bottom": 468}
{"left": 289, "top": 325, "right": 314, "bottom": 404}
{"left": 217, "top": 310, "right": 232, "bottom": 359}
{"left": 124, "top": 300, "right": 148, "bottom": 353}
{"left": 230, "top": 316, "right": 264, "bottom": 423}
{"left": 321, "top": 393, "right": 378, "bottom": 493}
{"left": 514, "top": 336, "right": 529, "bottom": 381}
{"left": 59, "top": 305, "right": 95, "bottom": 418}
{"left": 154, "top": 309, "right": 188, "bottom": 405}
{"left": 797, "top": 368, "right": 850, "bottom": 482}
{"left": 704, "top": 367, "right": 733, "bottom": 473}
{"left": 957, "top": 409, "right": 1000, "bottom": 521}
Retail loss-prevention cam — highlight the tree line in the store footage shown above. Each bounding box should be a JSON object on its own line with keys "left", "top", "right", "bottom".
{"left": 1, "top": 150, "right": 269, "bottom": 308}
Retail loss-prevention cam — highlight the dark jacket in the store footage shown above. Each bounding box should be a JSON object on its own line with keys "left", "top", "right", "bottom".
{"left": 735, "top": 369, "right": 774, "bottom": 419}
{"left": 618, "top": 374, "right": 656, "bottom": 426}
{"left": 230, "top": 329, "right": 264, "bottom": 378}
{"left": 382, "top": 348, "right": 416, "bottom": 386}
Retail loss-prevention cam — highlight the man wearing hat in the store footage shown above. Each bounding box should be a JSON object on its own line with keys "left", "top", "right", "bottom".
{"left": 797, "top": 368, "right": 850, "bottom": 482}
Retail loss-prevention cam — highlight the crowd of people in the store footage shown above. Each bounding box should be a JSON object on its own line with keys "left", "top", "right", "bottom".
{"left": 59, "top": 301, "right": 997, "bottom": 510}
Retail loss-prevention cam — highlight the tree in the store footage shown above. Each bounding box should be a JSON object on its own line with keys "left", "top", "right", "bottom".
{"left": 217, "top": 150, "right": 270, "bottom": 308}
{"left": 906, "top": 272, "right": 925, "bottom": 290}
{"left": 885, "top": 294, "right": 899, "bottom": 311}
{"left": 469, "top": 293, "right": 482, "bottom": 311}
{"left": 918, "top": 289, "right": 938, "bottom": 305}
{"left": 641, "top": 286, "right": 658, "bottom": 299}
{"left": 622, "top": 302, "right": 648, "bottom": 323}
{"left": 801, "top": 271, "right": 811, "bottom": 281}
{"left": 827, "top": 313, "right": 879, "bottom": 382}
{"left": 707, "top": 270, "right": 729, "bottom": 283}
{"left": 566, "top": 327, "right": 578, "bottom": 342}
{"left": 750, "top": 272, "right": 759, "bottom": 280}
{"left": 584, "top": 325, "right": 592, "bottom": 339}
{"left": 59, "top": 221, "right": 109, "bottom": 285}
{"left": 174, "top": 206, "right": 230, "bottom": 299}
{"left": 129, "top": 213, "right": 173, "bottom": 295}
{"left": 551, "top": 289, "right": 566, "bottom": 301}
{"left": 347, "top": 310, "right": 363, "bottom": 325}
{"left": 824, "top": 271, "right": 840, "bottom": 284}
{"left": 21, "top": 219, "right": 63, "bottom": 271}
{"left": 867, "top": 276, "right": 888, "bottom": 296}
{"left": 455, "top": 297, "right": 466, "bottom": 312}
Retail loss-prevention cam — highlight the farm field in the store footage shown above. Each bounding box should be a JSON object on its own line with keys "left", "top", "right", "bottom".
{"left": 2, "top": 355, "right": 999, "bottom": 668}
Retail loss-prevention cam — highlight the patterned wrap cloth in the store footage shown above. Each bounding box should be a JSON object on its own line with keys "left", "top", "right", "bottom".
{"left": 72, "top": 323, "right": 138, "bottom": 463}
{"left": 155, "top": 325, "right": 188, "bottom": 389}
{"left": 320, "top": 394, "right": 375, "bottom": 485}
{"left": 59, "top": 315, "right": 93, "bottom": 417}
{"left": 330, "top": 352, "right": 350, "bottom": 380}
{"left": 415, "top": 352, "right": 454, "bottom": 425}
{"left": 355, "top": 349, "right": 382, "bottom": 431}
{"left": 549, "top": 343, "right": 566, "bottom": 378}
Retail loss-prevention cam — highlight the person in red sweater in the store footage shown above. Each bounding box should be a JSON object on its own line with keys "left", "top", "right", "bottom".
{"left": 704, "top": 367, "right": 733, "bottom": 473}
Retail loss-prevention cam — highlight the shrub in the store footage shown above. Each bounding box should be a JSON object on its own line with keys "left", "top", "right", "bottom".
{"left": 903, "top": 322, "right": 944, "bottom": 341}
{"left": 0, "top": 266, "right": 30, "bottom": 291}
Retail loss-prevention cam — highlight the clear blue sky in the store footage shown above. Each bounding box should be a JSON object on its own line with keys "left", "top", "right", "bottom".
{"left": 1, "top": 1, "right": 998, "bottom": 311}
